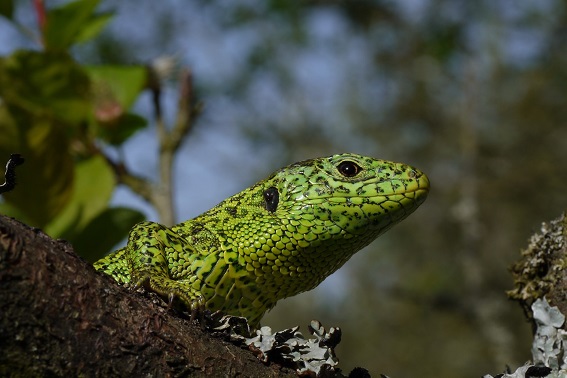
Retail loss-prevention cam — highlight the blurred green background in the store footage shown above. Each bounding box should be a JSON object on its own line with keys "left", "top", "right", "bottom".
{"left": 1, "top": 0, "right": 566, "bottom": 376}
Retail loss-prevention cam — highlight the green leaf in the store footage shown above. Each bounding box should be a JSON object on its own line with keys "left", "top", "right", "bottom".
{"left": 43, "top": 0, "right": 101, "bottom": 50}
{"left": 70, "top": 207, "right": 145, "bottom": 262}
{"left": 87, "top": 65, "right": 149, "bottom": 144}
{"left": 0, "top": 200, "right": 30, "bottom": 224}
{"left": 96, "top": 112, "right": 148, "bottom": 146}
{"left": 45, "top": 155, "right": 115, "bottom": 238}
{"left": 0, "top": 0, "right": 14, "bottom": 20}
{"left": 87, "top": 65, "right": 147, "bottom": 109}
{"left": 0, "top": 113, "right": 75, "bottom": 227}
{"left": 74, "top": 12, "right": 113, "bottom": 44}
{"left": 0, "top": 50, "right": 93, "bottom": 228}
{"left": 0, "top": 50, "right": 91, "bottom": 126}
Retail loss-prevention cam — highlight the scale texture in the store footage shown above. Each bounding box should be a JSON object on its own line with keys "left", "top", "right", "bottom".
{"left": 94, "top": 153, "right": 429, "bottom": 325}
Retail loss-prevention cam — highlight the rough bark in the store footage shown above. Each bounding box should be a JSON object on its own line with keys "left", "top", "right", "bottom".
{"left": 5, "top": 208, "right": 565, "bottom": 378}
{"left": 0, "top": 215, "right": 296, "bottom": 377}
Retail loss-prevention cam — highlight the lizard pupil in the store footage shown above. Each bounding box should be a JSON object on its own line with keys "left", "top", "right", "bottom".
{"left": 337, "top": 161, "right": 362, "bottom": 177}
{"left": 263, "top": 187, "right": 279, "bottom": 212}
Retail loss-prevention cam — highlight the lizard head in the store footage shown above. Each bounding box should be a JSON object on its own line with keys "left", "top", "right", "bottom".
{"left": 197, "top": 153, "right": 430, "bottom": 320}
{"left": 262, "top": 153, "right": 429, "bottom": 238}
{"left": 250, "top": 153, "right": 430, "bottom": 291}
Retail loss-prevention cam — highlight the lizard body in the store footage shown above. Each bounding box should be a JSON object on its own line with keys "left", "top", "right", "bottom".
{"left": 94, "top": 153, "right": 429, "bottom": 325}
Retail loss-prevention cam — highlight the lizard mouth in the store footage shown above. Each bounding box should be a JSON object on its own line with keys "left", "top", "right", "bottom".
{"left": 324, "top": 174, "right": 429, "bottom": 236}
{"left": 296, "top": 173, "right": 430, "bottom": 202}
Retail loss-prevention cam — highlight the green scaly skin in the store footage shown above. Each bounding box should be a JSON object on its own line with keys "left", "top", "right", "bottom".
{"left": 94, "top": 153, "right": 429, "bottom": 325}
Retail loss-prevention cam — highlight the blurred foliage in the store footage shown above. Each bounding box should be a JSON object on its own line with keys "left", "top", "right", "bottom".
{"left": 0, "top": 0, "right": 145, "bottom": 261}
{"left": 1, "top": 0, "right": 566, "bottom": 377}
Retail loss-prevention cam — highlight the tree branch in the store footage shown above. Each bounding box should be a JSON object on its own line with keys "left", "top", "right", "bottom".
{"left": 0, "top": 214, "right": 295, "bottom": 377}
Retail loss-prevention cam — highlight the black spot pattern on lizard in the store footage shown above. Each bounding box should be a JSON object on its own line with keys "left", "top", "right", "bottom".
{"left": 93, "top": 153, "right": 430, "bottom": 325}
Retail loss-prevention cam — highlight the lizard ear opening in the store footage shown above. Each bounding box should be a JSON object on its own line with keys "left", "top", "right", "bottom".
{"left": 263, "top": 187, "right": 279, "bottom": 212}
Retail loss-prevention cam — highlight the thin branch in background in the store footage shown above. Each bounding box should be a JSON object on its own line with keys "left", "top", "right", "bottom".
{"left": 102, "top": 155, "right": 154, "bottom": 205}
{"left": 147, "top": 64, "right": 163, "bottom": 122}
{"left": 171, "top": 68, "right": 200, "bottom": 149}
{"left": 154, "top": 67, "right": 200, "bottom": 226}
{"left": 101, "top": 62, "right": 201, "bottom": 226}
{"left": 0, "top": 154, "right": 25, "bottom": 195}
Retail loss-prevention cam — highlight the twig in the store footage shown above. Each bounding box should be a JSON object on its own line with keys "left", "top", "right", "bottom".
{"left": 102, "top": 66, "right": 201, "bottom": 226}
{"left": 102, "top": 156, "right": 154, "bottom": 205}
{"left": 153, "top": 68, "right": 201, "bottom": 226}
{"left": 0, "top": 154, "right": 25, "bottom": 195}
{"left": 170, "top": 69, "right": 201, "bottom": 150}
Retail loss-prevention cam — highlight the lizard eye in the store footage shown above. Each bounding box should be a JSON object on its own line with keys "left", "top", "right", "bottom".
{"left": 337, "top": 161, "right": 362, "bottom": 177}
{"left": 263, "top": 187, "right": 279, "bottom": 212}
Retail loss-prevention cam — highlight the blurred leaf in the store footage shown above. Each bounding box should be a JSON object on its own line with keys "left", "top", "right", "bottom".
{"left": 74, "top": 12, "right": 113, "bottom": 44}
{"left": 87, "top": 65, "right": 147, "bottom": 109}
{"left": 71, "top": 207, "right": 145, "bottom": 262}
{"left": 0, "top": 199, "right": 30, "bottom": 223}
{"left": 45, "top": 155, "right": 115, "bottom": 238}
{"left": 0, "top": 0, "right": 14, "bottom": 20}
{"left": 0, "top": 50, "right": 92, "bottom": 228}
{"left": 97, "top": 112, "right": 148, "bottom": 146}
{"left": 43, "top": 0, "right": 101, "bottom": 50}
{"left": 87, "top": 65, "right": 148, "bottom": 144}
{"left": 0, "top": 106, "right": 18, "bottom": 145}
{"left": 0, "top": 117, "right": 75, "bottom": 227}
{"left": 0, "top": 50, "right": 91, "bottom": 126}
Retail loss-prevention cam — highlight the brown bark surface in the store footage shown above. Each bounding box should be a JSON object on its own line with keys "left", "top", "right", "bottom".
{"left": 0, "top": 215, "right": 296, "bottom": 377}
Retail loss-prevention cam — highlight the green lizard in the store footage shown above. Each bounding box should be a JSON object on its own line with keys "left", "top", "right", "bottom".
{"left": 94, "top": 153, "right": 429, "bottom": 325}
